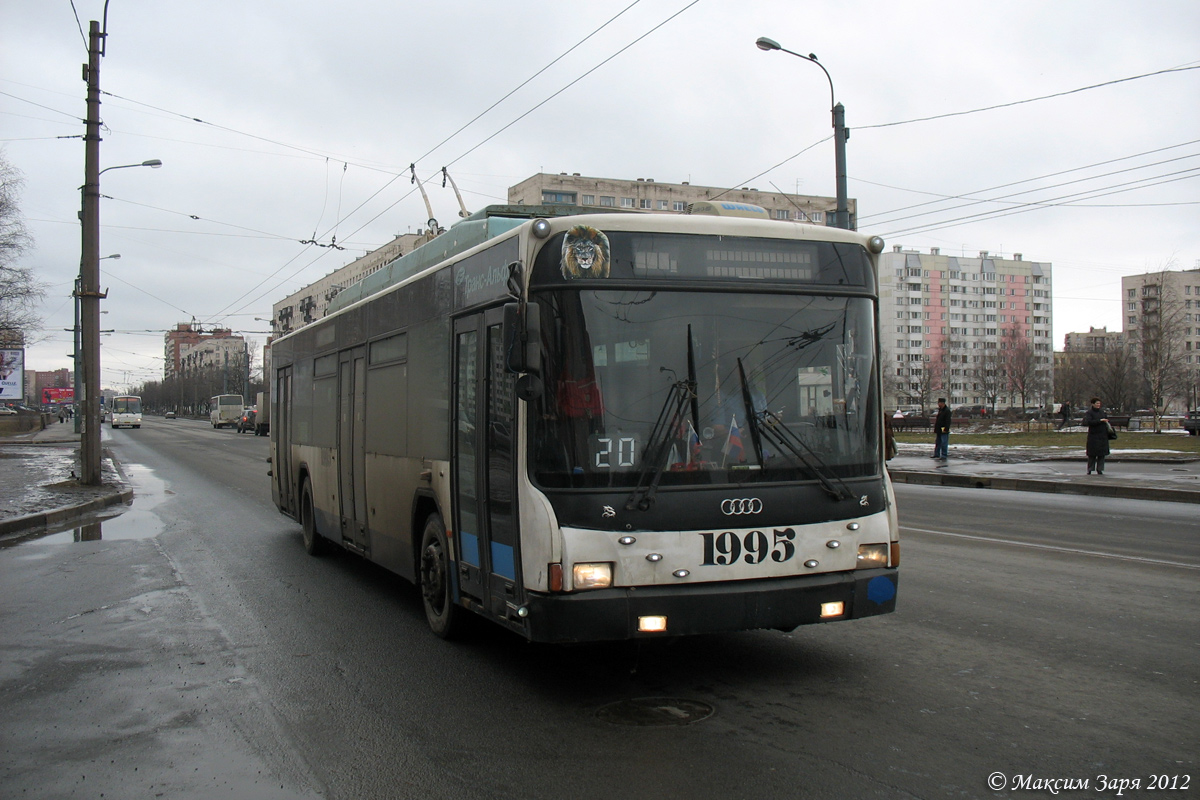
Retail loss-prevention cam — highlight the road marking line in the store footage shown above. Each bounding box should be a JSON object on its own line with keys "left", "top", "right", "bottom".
{"left": 901, "top": 526, "right": 1200, "bottom": 570}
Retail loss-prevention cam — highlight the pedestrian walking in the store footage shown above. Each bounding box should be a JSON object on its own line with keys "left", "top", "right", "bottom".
{"left": 1058, "top": 400, "right": 1071, "bottom": 429}
{"left": 1082, "top": 397, "right": 1110, "bottom": 475}
{"left": 932, "top": 398, "right": 951, "bottom": 460}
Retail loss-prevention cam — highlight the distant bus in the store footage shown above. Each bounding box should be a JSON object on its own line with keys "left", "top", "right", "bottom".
{"left": 210, "top": 394, "right": 244, "bottom": 428}
{"left": 270, "top": 205, "right": 899, "bottom": 643}
{"left": 110, "top": 395, "right": 142, "bottom": 428}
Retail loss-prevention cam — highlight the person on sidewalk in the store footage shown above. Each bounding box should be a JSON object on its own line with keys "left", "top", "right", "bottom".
{"left": 1082, "top": 397, "right": 1110, "bottom": 475}
{"left": 932, "top": 398, "right": 951, "bottom": 460}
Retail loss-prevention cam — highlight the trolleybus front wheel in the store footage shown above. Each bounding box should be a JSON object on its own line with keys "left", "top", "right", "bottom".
{"left": 419, "top": 513, "right": 460, "bottom": 639}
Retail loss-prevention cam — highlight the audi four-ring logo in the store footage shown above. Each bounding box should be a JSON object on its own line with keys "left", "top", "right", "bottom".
{"left": 721, "top": 498, "right": 763, "bottom": 515}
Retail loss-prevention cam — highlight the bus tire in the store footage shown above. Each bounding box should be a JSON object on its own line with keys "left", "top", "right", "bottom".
{"left": 300, "top": 478, "right": 326, "bottom": 556}
{"left": 419, "top": 513, "right": 460, "bottom": 639}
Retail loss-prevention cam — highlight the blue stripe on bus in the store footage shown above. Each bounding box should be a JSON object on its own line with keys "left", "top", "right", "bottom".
{"left": 491, "top": 542, "right": 516, "bottom": 580}
{"left": 460, "top": 532, "right": 480, "bottom": 566}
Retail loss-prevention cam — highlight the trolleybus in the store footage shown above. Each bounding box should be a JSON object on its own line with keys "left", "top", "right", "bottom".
{"left": 110, "top": 395, "right": 142, "bottom": 428}
{"left": 269, "top": 205, "right": 898, "bottom": 642}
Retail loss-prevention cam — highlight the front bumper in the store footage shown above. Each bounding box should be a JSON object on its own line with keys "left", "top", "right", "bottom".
{"left": 521, "top": 568, "right": 897, "bottom": 643}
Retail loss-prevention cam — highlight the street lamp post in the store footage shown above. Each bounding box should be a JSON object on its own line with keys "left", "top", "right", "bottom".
{"left": 755, "top": 36, "right": 851, "bottom": 230}
{"left": 78, "top": 157, "right": 160, "bottom": 485}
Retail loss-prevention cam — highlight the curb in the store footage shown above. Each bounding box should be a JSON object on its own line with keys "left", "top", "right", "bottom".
{"left": 0, "top": 446, "right": 134, "bottom": 538}
{"left": 888, "top": 469, "right": 1200, "bottom": 505}
{"left": 0, "top": 487, "right": 134, "bottom": 537}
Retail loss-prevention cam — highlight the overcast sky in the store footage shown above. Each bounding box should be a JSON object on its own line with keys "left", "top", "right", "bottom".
{"left": 3, "top": 0, "right": 1197, "bottom": 391}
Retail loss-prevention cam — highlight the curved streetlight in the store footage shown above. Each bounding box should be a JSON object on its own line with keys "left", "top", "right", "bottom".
{"left": 78, "top": 157, "right": 163, "bottom": 483}
{"left": 755, "top": 37, "right": 850, "bottom": 230}
{"left": 99, "top": 158, "right": 162, "bottom": 176}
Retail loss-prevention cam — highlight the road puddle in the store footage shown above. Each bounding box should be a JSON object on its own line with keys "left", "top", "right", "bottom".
{"left": 5, "top": 463, "right": 166, "bottom": 547}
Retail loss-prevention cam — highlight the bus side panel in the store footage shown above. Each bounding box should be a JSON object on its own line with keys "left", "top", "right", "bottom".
{"left": 364, "top": 453, "right": 420, "bottom": 580}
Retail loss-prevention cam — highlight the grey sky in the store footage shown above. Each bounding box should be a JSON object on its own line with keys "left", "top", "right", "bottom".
{"left": 3, "top": 0, "right": 1197, "bottom": 390}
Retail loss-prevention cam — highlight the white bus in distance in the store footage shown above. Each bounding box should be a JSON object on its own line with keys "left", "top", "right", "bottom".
{"left": 210, "top": 394, "right": 244, "bottom": 429}
{"left": 110, "top": 395, "right": 142, "bottom": 428}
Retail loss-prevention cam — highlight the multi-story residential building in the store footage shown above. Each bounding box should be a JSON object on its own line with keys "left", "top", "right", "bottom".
{"left": 271, "top": 233, "right": 423, "bottom": 337}
{"left": 163, "top": 324, "right": 245, "bottom": 380}
{"left": 1121, "top": 267, "right": 1200, "bottom": 410}
{"left": 508, "top": 172, "right": 851, "bottom": 227}
{"left": 878, "top": 246, "right": 1053, "bottom": 412}
{"left": 1063, "top": 326, "right": 1125, "bottom": 353}
{"left": 1122, "top": 268, "right": 1200, "bottom": 364}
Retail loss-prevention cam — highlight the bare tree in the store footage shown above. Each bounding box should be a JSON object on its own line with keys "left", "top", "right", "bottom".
{"left": 1003, "top": 324, "right": 1049, "bottom": 411}
{"left": 0, "top": 150, "right": 41, "bottom": 342}
{"left": 975, "top": 343, "right": 1007, "bottom": 414}
{"left": 1054, "top": 352, "right": 1091, "bottom": 412}
{"left": 1080, "top": 348, "right": 1137, "bottom": 413}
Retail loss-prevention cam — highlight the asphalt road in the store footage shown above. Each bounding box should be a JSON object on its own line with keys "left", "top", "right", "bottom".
{"left": 1, "top": 415, "right": 1196, "bottom": 800}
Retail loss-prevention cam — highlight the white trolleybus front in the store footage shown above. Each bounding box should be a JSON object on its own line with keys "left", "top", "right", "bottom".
{"left": 269, "top": 206, "right": 898, "bottom": 643}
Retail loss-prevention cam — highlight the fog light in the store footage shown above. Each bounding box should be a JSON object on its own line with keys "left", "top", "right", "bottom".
{"left": 856, "top": 543, "right": 889, "bottom": 569}
{"left": 572, "top": 562, "right": 613, "bottom": 590}
{"left": 638, "top": 615, "right": 667, "bottom": 633}
{"left": 820, "top": 601, "right": 845, "bottom": 618}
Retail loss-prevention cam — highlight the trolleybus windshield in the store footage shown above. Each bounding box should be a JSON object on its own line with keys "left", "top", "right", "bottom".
{"left": 530, "top": 289, "right": 878, "bottom": 489}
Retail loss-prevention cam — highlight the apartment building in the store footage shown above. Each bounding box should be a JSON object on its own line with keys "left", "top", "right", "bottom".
{"left": 878, "top": 246, "right": 1053, "bottom": 411}
{"left": 507, "top": 172, "right": 851, "bottom": 227}
{"left": 1121, "top": 268, "right": 1200, "bottom": 367}
{"left": 163, "top": 324, "right": 246, "bottom": 380}
{"left": 1063, "top": 326, "right": 1125, "bottom": 353}
{"left": 271, "top": 233, "right": 424, "bottom": 337}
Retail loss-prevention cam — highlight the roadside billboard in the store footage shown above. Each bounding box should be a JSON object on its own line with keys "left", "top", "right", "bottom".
{"left": 43, "top": 387, "right": 75, "bottom": 404}
{"left": 0, "top": 349, "right": 24, "bottom": 402}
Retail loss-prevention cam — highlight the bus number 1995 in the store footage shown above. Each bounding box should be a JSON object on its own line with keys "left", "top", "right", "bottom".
{"left": 700, "top": 529, "right": 796, "bottom": 566}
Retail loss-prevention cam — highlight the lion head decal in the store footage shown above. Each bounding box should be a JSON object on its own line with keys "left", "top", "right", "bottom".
{"left": 561, "top": 225, "right": 610, "bottom": 279}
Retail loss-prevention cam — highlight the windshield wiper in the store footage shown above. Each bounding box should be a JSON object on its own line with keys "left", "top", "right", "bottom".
{"left": 626, "top": 325, "right": 701, "bottom": 512}
{"left": 624, "top": 377, "right": 696, "bottom": 512}
{"left": 735, "top": 358, "right": 854, "bottom": 502}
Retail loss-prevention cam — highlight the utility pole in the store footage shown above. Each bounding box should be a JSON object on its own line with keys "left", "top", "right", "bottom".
{"left": 833, "top": 102, "right": 850, "bottom": 230}
{"left": 79, "top": 19, "right": 104, "bottom": 484}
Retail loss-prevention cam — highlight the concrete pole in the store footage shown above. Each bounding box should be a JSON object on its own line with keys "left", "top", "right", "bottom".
{"left": 79, "top": 20, "right": 103, "bottom": 484}
{"left": 833, "top": 102, "right": 850, "bottom": 230}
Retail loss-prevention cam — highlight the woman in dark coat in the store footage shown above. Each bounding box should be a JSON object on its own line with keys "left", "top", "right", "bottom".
{"left": 1081, "top": 397, "right": 1110, "bottom": 475}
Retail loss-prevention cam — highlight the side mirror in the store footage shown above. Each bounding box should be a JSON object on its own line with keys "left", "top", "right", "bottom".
{"left": 503, "top": 301, "right": 541, "bottom": 375}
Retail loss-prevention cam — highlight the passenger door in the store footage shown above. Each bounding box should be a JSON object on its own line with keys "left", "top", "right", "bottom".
{"left": 452, "top": 310, "right": 522, "bottom": 624}
{"left": 338, "top": 346, "right": 369, "bottom": 551}
{"left": 275, "top": 367, "right": 293, "bottom": 514}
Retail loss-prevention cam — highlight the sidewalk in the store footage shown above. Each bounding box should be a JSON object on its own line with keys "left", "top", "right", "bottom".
{"left": 0, "top": 421, "right": 132, "bottom": 537}
{"left": 888, "top": 443, "right": 1200, "bottom": 504}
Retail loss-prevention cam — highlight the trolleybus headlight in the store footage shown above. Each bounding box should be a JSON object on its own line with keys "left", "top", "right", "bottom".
{"left": 572, "top": 562, "right": 613, "bottom": 590}
{"left": 856, "top": 544, "right": 889, "bottom": 569}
